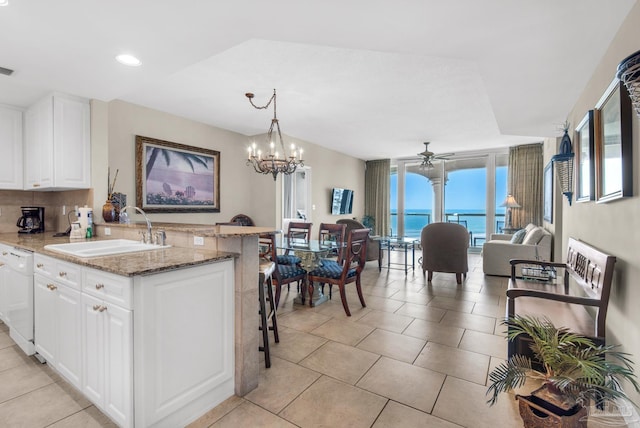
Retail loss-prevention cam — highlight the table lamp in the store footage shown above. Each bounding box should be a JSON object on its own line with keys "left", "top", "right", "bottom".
{"left": 500, "top": 194, "right": 521, "bottom": 229}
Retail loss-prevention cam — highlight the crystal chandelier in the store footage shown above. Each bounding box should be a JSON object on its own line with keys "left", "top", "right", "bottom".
{"left": 245, "top": 89, "right": 303, "bottom": 180}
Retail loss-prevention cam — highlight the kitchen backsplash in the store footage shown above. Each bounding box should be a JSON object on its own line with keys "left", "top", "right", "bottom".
{"left": 0, "top": 189, "right": 93, "bottom": 234}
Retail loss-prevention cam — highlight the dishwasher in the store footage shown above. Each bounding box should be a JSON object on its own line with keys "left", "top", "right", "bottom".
{"left": 0, "top": 246, "right": 9, "bottom": 324}
{"left": 5, "top": 247, "right": 35, "bottom": 355}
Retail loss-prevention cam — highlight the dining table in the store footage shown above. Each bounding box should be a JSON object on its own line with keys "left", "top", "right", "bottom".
{"left": 276, "top": 237, "right": 343, "bottom": 307}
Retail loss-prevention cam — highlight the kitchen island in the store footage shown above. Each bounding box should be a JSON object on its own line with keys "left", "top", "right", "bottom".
{"left": 0, "top": 223, "right": 275, "bottom": 427}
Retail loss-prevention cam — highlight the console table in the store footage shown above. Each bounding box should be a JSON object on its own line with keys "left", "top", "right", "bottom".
{"left": 374, "top": 236, "right": 418, "bottom": 275}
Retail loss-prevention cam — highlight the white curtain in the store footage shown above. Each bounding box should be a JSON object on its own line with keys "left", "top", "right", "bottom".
{"left": 364, "top": 159, "right": 390, "bottom": 236}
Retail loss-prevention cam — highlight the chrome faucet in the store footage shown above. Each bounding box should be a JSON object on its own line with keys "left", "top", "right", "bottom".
{"left": 120, "top": 206, "right": 153, "bottom": 244}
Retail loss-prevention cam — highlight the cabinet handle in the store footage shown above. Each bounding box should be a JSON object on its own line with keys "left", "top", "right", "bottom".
{"left": 2, "top": 252, "right": 7, "bottom": 256}
{"left": 59, "top": 271, "right": 67, "bottom": 277}
{"left": 47, "top": 284, "right": 57, "bottom": 291}
{"left": 33, "top": 183, "right": 40, "bottom": 188}
{"left": 37, "top": 263, "right": 44, "bottom": 268}
{"left": 95, "top": 283, "right": 104, "bottom": 290}
{"left": 92, "top": 305, "right": 107, "bottom": 312}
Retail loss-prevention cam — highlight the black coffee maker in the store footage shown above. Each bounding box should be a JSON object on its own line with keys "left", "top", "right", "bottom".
{"left": 17, "top": 206, "right": 45, "bottom": 234}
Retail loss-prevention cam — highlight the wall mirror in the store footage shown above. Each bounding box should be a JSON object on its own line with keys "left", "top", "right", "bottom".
{"left": 575, "top": 111, "right": 595, "bottom": 202}
{"left": 595, "top": 80, "right": 633, "bottom": 203}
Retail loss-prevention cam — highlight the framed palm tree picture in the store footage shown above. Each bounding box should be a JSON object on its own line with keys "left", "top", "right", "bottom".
{"left": 135, "top": 135, "right": 220, "bottom": 212}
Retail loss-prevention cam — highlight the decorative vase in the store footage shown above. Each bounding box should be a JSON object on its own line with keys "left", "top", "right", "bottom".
{"left": 102, "top": 200, "right": 116, "bottom": 223}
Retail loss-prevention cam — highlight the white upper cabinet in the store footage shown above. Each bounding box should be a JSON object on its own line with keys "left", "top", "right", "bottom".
{"left": 0, "top": 105, "right": 24, "bottom": 189}
{"left": 24, "top": 93, "right": 91, "bottom": 190}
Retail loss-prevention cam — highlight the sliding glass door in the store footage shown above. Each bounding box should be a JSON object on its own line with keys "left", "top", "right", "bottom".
{"left": 390, "top": 151, "right": 508, "bottom": 246}
{"left": 444, "top": 157, "right": 487, "bottom": 247}
{"left": 390, "top": 164, "right": 433, "bottom": 238}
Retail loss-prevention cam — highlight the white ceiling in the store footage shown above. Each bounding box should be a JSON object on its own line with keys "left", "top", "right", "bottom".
{"left": 0, "top": 0, "right": 635, "bottom": 160}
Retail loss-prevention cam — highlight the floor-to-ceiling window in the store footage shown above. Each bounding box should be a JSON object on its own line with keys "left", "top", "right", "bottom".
{"left": 495, "top": 154, "right": 508, "bottom": 233}
{"left": 391, "top": 162, "right": 436, "bottom": 238}
{"left": 391, "top": 150, "right": 508, "bottom": 243}
{"left": 444, "top": 158, "right": 487, "bottom": 247}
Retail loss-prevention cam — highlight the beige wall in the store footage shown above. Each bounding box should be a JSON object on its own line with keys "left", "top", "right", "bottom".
{"left": 542, "top": 136, "right": 563, "bottom": 259}
{"left": 98, "top": 100, "right": 364, "bottom": 231}
{"left": 558, "top": 2, "right": 640, "bottom": 403}
{"left": 273, "top": 134, "right": 365, "bottom": 232}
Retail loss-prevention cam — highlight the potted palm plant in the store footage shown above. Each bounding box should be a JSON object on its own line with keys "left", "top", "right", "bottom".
{"left": 361, "top": 215, "right": 375, "bottom": 230}
{"left": 487, "top": 315, "right": 639, "bottom": 428}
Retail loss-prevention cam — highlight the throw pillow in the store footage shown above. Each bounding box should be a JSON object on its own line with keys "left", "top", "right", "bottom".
{"left": 510, "top": 229, "right": 527, "bottom": 244}
{"left": 522, "top": 227, "right": 545, "bottom": 245}
{"left": 524, "top": 223, "right": 537, "bottom": 233}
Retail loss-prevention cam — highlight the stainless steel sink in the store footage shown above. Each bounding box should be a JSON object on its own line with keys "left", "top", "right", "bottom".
{"left": 44, "top": 239, "right": 171, "bottom": 258}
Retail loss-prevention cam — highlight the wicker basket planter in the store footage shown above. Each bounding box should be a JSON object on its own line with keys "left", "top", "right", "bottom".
{"left": 516, "top": 385, "right": 588, "bottom": 428}
{"left": 617, "top": 50, "right": 640, "bottom": 118}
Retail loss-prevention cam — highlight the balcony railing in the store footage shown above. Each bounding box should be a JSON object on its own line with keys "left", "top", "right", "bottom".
{"left": 390, "top": 212, "right": 506, "bottom": 245}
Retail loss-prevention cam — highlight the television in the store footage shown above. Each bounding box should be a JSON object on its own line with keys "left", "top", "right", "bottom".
{"left": 331, "top": 188, "right": 354, "bottom": 215}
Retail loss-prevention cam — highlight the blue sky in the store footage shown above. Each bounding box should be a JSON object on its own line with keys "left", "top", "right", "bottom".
{"left": 390, "top": 167, "right": 507, "bottom": 211}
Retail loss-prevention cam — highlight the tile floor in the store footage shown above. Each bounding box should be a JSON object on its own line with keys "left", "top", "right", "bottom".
{"left": 188, "top": 253, "right": 528, "bottom": 428}
{"left": 0, "top": 320, "right": 116, "bottom": 427}
{"left": 0, "top": 253, "right": 619, "bottom": 427}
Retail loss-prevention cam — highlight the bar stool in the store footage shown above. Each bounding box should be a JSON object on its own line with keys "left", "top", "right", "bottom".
{"left": 258, "top": 260, "right": 279, "bottom": 368}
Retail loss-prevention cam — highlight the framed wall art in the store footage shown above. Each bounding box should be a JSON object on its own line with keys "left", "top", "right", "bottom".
{"left": 543, "top": 161, "right": 553, "bottom": 223}
{"left": 135, "top": 135, "right": 220, "bottom": 213}
{"left": 594, "top": 79, "right": 633, "bottom": 203}
{"left": 574, "top": 111, "right": 595, "bottom": 202}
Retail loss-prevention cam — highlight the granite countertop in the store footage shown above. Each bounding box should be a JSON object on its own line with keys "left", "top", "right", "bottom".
{"left": 98, "top": 222, "right": 280, "bottom": 238}
{"left": 0, "top": 233, "right": 238, "bottom": 277}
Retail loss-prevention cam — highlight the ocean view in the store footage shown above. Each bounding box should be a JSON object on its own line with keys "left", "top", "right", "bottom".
{"left": 390, "top": 164, "right": 509, "bottom": 244}
{"left": 390, "top": 209, "right": 505, "bottom": 239}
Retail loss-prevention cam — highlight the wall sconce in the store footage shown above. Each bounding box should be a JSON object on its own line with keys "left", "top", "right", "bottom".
{"left": 551, "top": 123, "right": 574, "bottom": 206}
{"left": 617, "top": 50, "right": 640, "bottom": 119}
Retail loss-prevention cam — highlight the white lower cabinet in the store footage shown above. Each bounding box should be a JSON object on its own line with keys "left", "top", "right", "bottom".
{"left": 33, "top": 256, "right": 234, "bottom": 428}
{"left": 133, "top": 261, "right": 235, "bottom": 427}
{"left": 34, "top": 274, "right": 57, "bottom": 365}
{"left": 34, "top": 273, "right": 82, "bottom": 389}
{"left": 81, "top": 291, "right": 132, "bottom": 428}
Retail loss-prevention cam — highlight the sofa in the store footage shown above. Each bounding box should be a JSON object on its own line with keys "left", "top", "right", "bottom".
{"left": 336, "top": 219, "right": 381, "bottom": 262}
{"left": 482, "top": 223, "right": 552, "bottom": 277}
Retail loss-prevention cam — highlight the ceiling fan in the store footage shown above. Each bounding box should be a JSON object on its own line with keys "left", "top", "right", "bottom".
{"left": 417, "top": 142, "right": 453, "bottom": 167}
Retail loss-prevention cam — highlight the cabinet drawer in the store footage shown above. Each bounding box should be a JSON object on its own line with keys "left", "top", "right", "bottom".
{"left": 35, "top": 255, "right": 81, "bottom": 290}
{"left": 83, "top": 268, "right": 132, "bottom": 309}
{"left": 34, "top": 254, "right": 56, "bottom": 278}
{"left": 55, "top": 260, "right": 82, "bottom": 290}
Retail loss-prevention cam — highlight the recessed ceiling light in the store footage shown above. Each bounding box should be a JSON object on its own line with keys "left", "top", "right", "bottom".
{"left": 115, "top": 54, "right": 142, "bottom": 67}
{"left": 0, "top": 0, "right": 9, "bottom": 7}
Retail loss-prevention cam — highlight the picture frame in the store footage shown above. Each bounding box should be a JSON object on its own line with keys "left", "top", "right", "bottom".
{"left": 574, "top": 111, "right": 595, "bottom": 202}
{"left": 543, "top": 161, "right": 553, "bottom": 223}
{"left": 594, "top": 79, "right": 633, "bottom": 203}
{"left": 135, "top": 135, "right": 220, "bottom": 213}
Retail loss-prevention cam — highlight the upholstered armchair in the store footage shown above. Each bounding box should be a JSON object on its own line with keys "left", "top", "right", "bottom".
{"left": 336, "top": 219, "right": 381, "bottom": 262}
{"left": 421, "top": 222, "right": 469, "bottom": 284}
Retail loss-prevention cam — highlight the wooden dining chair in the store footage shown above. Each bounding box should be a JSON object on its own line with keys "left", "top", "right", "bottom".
{"left": 277, "top": 222, "right": 313, "bottom": 266}
{"left": 315, "top": 223, "right": 346, "bottom": 295}
{"left": 259, "top": 233, "right": 307, "bottom": 308}
{"left": 307, "top": 228, "right": 370, "bottom": 316}
{"left": 318, "top": 223, "right": 346, "bottom": 262}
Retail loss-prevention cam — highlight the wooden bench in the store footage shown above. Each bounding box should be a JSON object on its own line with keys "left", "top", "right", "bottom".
{"left": 506, "top": 237, "right": 616, "bottom": 358}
